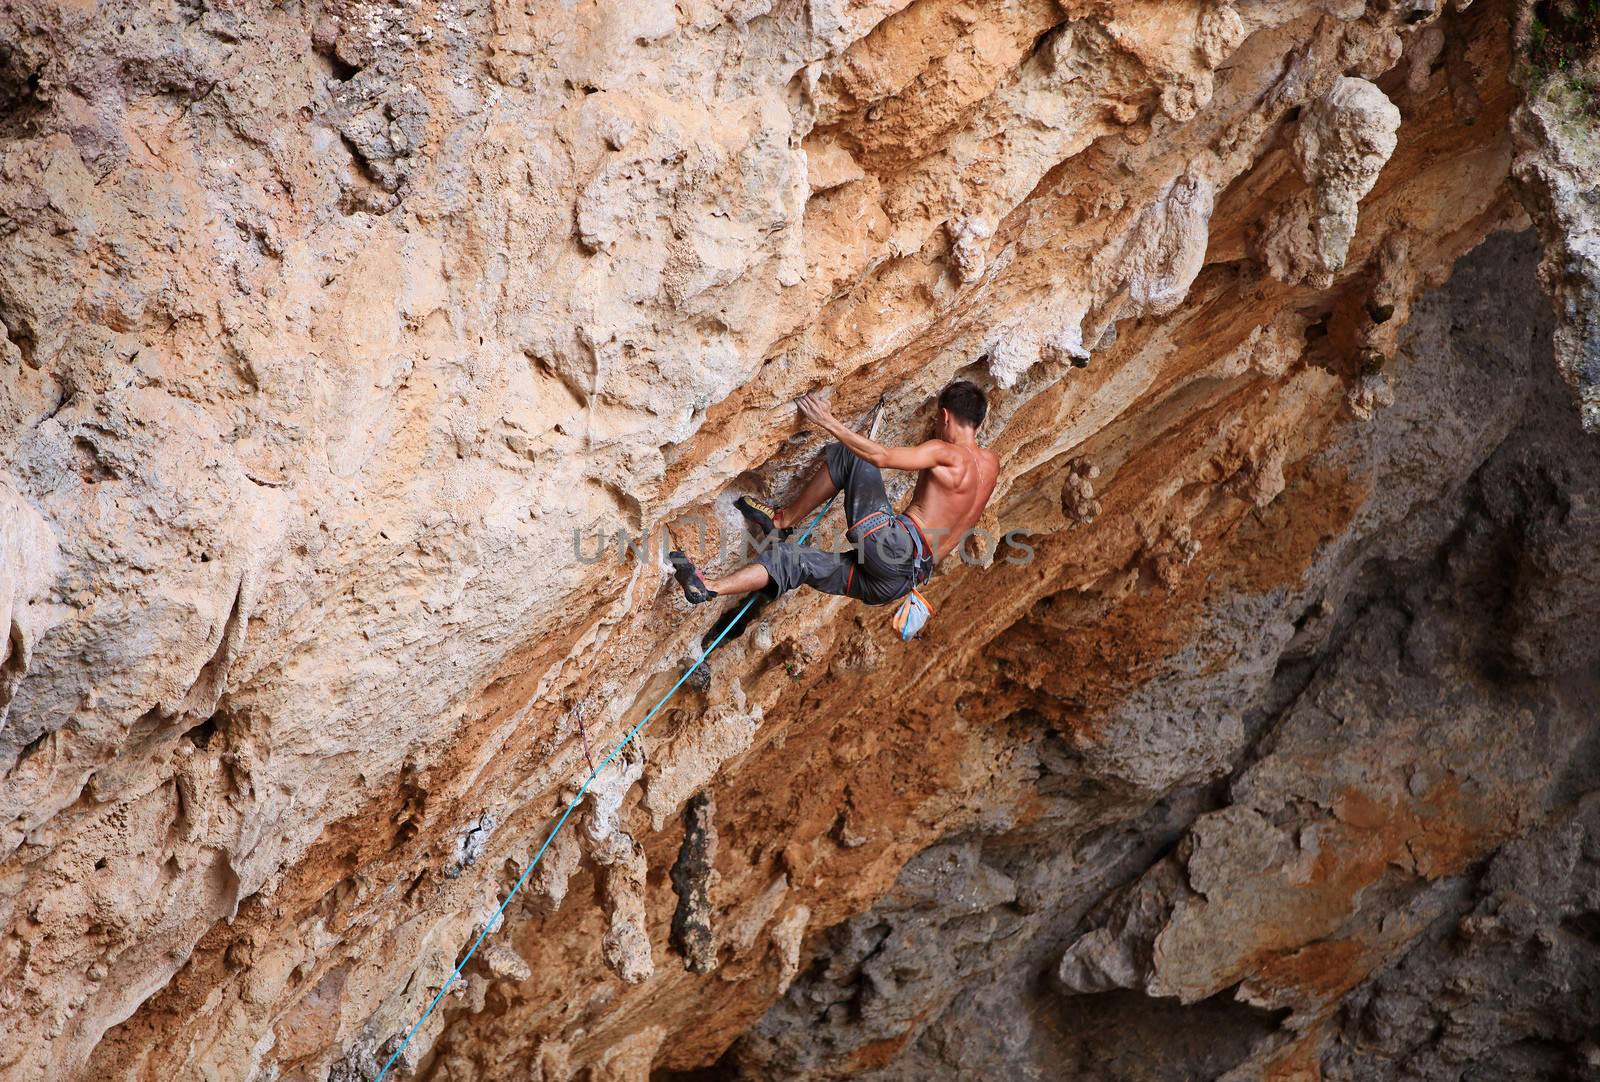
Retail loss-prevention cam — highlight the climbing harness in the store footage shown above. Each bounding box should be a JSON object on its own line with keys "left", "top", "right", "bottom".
{"left": 892, "top": 510, "right": 936, "bottom": 641}
{"left": 372, "top": 494, "right": 839, "bottom": 1081}
{"left": 849, "top": 507, "right": 935, "bottom": 641}
{"left": 850, "top": 510, "right": 933, "bottom": 583}
{"left": 902, "top": 510, "right": 935, "bottom": 587}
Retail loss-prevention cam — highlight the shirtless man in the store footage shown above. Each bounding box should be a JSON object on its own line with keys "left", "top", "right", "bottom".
{"left": 669, "top": 380, "right": 1001, "bottom": 607}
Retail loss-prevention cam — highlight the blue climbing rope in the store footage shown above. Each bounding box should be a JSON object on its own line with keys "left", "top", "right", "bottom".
{"left": 373, "top": 496, "right": 836, "bottom": 1080}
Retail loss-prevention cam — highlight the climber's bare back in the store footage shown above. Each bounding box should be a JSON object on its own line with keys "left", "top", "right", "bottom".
{"left": 905, "top": 441, "right": 1000, "bottom": 561}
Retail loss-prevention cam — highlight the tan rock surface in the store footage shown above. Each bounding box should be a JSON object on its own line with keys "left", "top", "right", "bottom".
{"left": 0, "top": 0, "right": 1594, "bottom": 1079}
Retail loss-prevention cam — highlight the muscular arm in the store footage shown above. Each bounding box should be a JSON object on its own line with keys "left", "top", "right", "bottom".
{"left": 797, "top": 393, "right": 959, "bottom": 472}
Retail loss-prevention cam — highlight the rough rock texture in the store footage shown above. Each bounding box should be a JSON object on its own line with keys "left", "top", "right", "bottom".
{"left": 727, "top": 230, "right": 1600, "bottom": 1081}
{"left": 1509, "top": 3, "right": 1600, "bottom": 431}
{"left": 0, "top": 1, "right": 1596, "bottom": 1081}
{"left": 669, "top": 794, "right": 720, "bottom": 976}
{"left": 1258, "top": 76, "right": 1402, "bottom": 286}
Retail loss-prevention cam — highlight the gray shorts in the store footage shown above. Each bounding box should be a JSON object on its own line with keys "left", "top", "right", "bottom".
{"left": 754, "top": 442, "right": 929, "bottom": 606}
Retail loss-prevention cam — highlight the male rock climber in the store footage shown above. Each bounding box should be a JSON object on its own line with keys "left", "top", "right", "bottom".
{"left": 669, "top": 380, "right": 1000, "bottom": 608}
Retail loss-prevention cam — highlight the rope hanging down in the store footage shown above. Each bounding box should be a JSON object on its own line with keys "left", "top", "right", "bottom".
{"left": 373, "top": 495, "right": 838, "bottom": 1081}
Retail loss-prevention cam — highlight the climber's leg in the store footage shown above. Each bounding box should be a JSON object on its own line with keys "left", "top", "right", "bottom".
{"left": 699, "top": 562, "right": 772, "bottom": 598}
{"left": 749, "top": 442, "right": 889, "bottom": 543}
{"left": 748, "top": 540, "right": 855, "bottom": 600}
{"left": 677, "top": 538, "right": 859, "bottom": 602}
{"left": 772, "top": 460, "right": 840, "bottom": 532}
{"left": 684, "top": 442, "right": 886, "bottom": 605}
{"left": 822, "top": 441, "right": 893, "bottom": 527}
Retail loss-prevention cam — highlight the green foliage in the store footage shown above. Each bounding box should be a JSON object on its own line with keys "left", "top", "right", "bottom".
{"left": 1523, "top": 0, "right": 1600, "bottom": 116}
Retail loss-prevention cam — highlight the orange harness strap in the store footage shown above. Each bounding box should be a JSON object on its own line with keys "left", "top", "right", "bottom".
{"left": 850, "top": 509, "right": 936, "bottom": 595}
{"left": 854, "top": 509, "right": 895, "bottom": 543}
{"left": 903, "top": 510, "right": 933, "bottom": 558}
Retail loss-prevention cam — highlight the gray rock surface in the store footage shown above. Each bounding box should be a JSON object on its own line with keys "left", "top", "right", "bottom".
{"left": 728, "top": 232, "right": 1600, "bottom": 1080}
{"left": 1512, "top": 37, "right": 1600, "bottom": 433}
{"left": 1, "top": 0, "right": 1594, "bottom": 1075}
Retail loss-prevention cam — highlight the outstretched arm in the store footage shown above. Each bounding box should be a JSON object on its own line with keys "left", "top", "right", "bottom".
{"left": 796, "top": 393, "right": 958, "bottom": 471}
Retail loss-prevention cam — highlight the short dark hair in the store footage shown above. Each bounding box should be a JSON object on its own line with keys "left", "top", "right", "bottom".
{"left": 938, "top": 380, "right": 987, "bottom": 428}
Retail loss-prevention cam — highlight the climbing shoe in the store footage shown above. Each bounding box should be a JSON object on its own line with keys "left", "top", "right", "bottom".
{"left": 669, "top": 550, "right": 717, "bottom": 605}
{"left": 735, "top": 495, "right": 791, "bottom": 541}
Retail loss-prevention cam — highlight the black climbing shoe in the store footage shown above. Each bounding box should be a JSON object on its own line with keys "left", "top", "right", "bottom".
{"left": 735, "top": 495, "right": 791, "bottom": 541}
{"left": 669, "top": 550, "right": 717, "bottom": 605}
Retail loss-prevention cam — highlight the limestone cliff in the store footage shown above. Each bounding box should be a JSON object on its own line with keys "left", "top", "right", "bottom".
{"left": 0, "top": 0, "right": 1597, "bottom": 1080}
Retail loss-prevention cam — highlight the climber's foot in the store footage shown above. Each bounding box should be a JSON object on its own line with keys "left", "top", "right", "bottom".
{"left": 669, "top": 550, "right": 717, "bottom": 605}
{"left": 735, "top": 495, "right": 791, "bottom": 541}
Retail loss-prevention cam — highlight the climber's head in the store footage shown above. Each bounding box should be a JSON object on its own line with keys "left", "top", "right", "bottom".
{"left": 937, "top": 380, "right": 987, "bottom": 439}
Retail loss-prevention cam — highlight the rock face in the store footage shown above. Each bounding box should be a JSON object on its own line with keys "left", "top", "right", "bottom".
{"left": 738, "top": 231, "right": 1600, "bottom": 1080}
{"left": 0, "top": 2, "right": 1595, "bottom": 1082}
{"left": 1510, "top": 3, "right": 1600, "bottom": 433}
{"left": 1259, "top": 76, "right": 1402, "bottom": 286}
